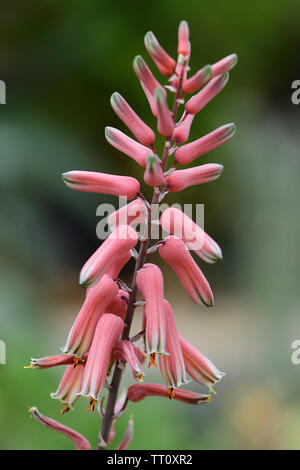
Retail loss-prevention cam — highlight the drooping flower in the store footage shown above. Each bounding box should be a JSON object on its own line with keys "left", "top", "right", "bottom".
{"left": 105, "top": 127, "right": 152, "bottom": 167}
{"left": 160, "top": 207, "right": 222, "bottom": 263}
{"left": 158, "top": 300, "right": 188, "bottom": 392}
{"left": 175, "top": 123, "right": 236, "bottom": 165}
{"left": 51, "top": 363, "right": 85, "bottom": 414}
{"left": 212, "top": 53, "right": 238, "bottom": 77}
{"left": 136, "top": 263, "right": 167, "bottom": 360}
{"left": 80, "top": 225, "right": 138, "bottom": 287}
{"left": 154, "top": 87, "right": 174, "bottom": 137}
{"left": 110, "top": 92, "right": 155, "bottom": 146}
{"left": 29, "top": 407, "right": 91, "bottom": 450}
{"left": 63, "top": 275, "right": 118, "bottom": 356}
{"left": 62, "top": 170, "right": 140, "bottom": 200}
{"left": 107, "top": 199, "right": 147, "bottom": 230}
{"left": 159, "top": 236, "right": 214, "bottom": 306}
{"left": 127, "top": 383, "right": 211, "bottom": 405}
{"left": 25, "top": 354, "right": 86, "bottom": 369}
{"left": 104, "top": 251, "right": 132, "bottom": 279}
{"left": 106, "top": 289, "right": 129, "bottom": 321}
{"left": 172, "top": 114, "right": 195, "bottom": 144}
{"left": 144, "top": 31, "right": 176, "bottom": 76}
{"left": 79, "top": 314, "right": 124, "bottom": 410}
{"left": 185, "top": 72, "right": 229, "bottom": 115}
{"left": 182, "top": 65, "right": 212, "bottom": 94}
{"left": 143, "top": 154, "right": 165, "bottom": 187}
{"left": 165, "top": 163, "right": 223, "bottom": 192}
{"left": 113, "top": 340, "right": 145, "bottom": 382}
{"left": 179, "top": 333, "right": 225, "bottom": 393}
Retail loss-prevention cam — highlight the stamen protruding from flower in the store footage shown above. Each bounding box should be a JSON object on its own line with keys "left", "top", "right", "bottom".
{"left": 148, "top": 352, "right": 158, "bottom": 368}
{"left": 86, "top": 398, "right": 97, "bottom": 412}
{"left": 168, "top": 387, "right": 175, "bottom": 399}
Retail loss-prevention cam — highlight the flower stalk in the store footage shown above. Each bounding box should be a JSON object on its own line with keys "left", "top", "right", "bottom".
{"left": 27, "top": 20, "right": 237, "bottom": 451}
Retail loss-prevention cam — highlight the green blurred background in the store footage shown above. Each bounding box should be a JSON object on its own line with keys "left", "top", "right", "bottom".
{"left": 1, "top": 0, "right": 300, "bottom": 450}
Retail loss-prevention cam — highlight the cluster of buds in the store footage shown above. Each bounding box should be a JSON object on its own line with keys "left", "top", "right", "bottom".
{"left": 27, "top": 20, "right": 236, "bottom": 450}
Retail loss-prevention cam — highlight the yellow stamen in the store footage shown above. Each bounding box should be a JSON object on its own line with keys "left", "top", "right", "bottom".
{"left": 60, "top": 405, "right": 70, "bottom": 415}
{"left": 24, "top": 364, "right": 34, "bottom": 369}
{"left": 148, "top": 353, "right": 158, "bottom": 368}
{"left": 136, "top": 372, "right": 144, "bottom": 383}
{"left": 73, "top": 357, "right": 81, "bottom": 369}
{"left": 168, "top": 387, "right": 175, "bottom": 400}
{"left": 86, "top": 397, "right": 97, "bottom": 412}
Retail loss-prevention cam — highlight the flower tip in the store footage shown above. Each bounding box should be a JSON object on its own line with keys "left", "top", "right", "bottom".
{"left": 79, "top": 271, "right": 94, "bottom": 288}
{"left": 133, "top": 55, "right": 143, "bottom": 73}
{"left": 229, "top": 53, "right": 238, "bottom": 69}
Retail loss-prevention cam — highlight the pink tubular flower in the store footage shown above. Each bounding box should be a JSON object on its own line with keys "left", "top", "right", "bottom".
{"left": 179, "top": 333, "right": 225, "bottom": 392}
{"left": 104, "top": 251, "right": 131, "bottom": 279}
{"left": 106, "top": 290, "right": 129, "bottom": 321}
{"left": 62, "top": 170, "right": 140, "bottom": 200}
{"left": 116, "top": 416, "right": 134, "bottom": 450}
{"left": 172, "top": 113, "right": 194, "bottom": 144}
{"left": 105, "top": 127, "right": 152, "bottom": 167}
{"left": 144, "top": 31, "right": 176, "bottom": 76}
{"left": 159, "top": 300, "right": 188, "bottom": 391}
{"left": 136, "top": 263, "right": 167, "bottom": 359}
{"left": 25, "top": 354, "right": 85, "bottom": 369}
{"left": 165, "top": 163, "right": 223, "bottom": 192}
{"left": 182, "top": 65, "right": 212, "bottom": 94}
{"left": 177, "top": 20, "right": 189, "bottom": 56}
{"left": 79, "top": 314, "right": 124, "bottom": 409}
{"left": 51, "top": 363, "right": 85, "bottom": 414}
{"left": 159, "top": 236, "right": 214, "bottom": 306}
{"left": 185, "top": 72, "right": 229, "bottom": 115}
{"left": 108, "top": 199, "right": 147, "bottom": 230}
{"left": 175, "top": 123, "right": 236, "bottom": 165}
{"left": 80, "top": 225, "right": 138, "bottom": 287}
{"left": 154, "top": 87, "right": 174, "bottom": 137}
{"left": 63, "top": 275, "right": 118, "bottom": 356}
{"left": 133, "top": 55, "right": 166, "bottom": 97}
{"left": 29, "top": 407, "right": 91, "bottom": 450}
{"left": 127, "top": 383, "right": 211, "bottom": 404}
{"left": 144, "top": 154, "right": 165, "bottom": 187}
{"left": 160, "top": 207, "right": 222, "bottom": 263}
{"left": 212, "top": 53, "right": 238, "bottom": 77}
{"left": 113, "top": 340, "right": 145, "bottom": 382}
{"left": 110, "top": 92, "right": 155, "bottom": 146}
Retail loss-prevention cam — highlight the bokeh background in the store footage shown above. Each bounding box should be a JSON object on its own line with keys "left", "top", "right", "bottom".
{"left": 1, "top": 0, "right": 300, "bottom": 450}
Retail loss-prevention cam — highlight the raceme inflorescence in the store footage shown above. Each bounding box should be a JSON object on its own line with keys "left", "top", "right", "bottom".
{"left": 27, "top": 20, "right": 237, "bottom": 450}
